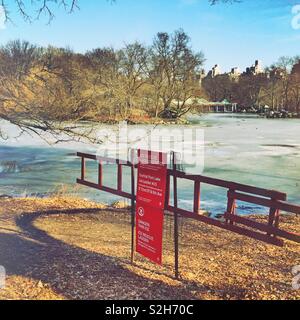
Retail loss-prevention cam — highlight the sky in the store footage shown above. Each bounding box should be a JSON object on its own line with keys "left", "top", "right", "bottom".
{"left": 0, "top": 0, "right": 300, "bottom": 72}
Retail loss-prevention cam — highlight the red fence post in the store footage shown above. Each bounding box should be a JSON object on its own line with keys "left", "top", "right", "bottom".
{"left": 118, "top": 164, "right": 123, "bottom": 191}
{"left": 193, "top": 181, "right": 201, "bottom": 214}
{"left": 81, "top": 157, "right": 85, "bottom": 181}
{"left": 98, "top": 161, "right": 103, "bottom": 187}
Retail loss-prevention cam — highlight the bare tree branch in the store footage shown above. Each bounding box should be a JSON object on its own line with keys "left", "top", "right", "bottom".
{"left": 0, "top": 0, "right": 239, "bottom": 24}
{"left": 0, "top": 0, "right": 114, "bottom": 24}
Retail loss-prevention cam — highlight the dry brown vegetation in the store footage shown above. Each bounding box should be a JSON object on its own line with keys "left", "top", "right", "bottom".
{"left": 0, "top": 197, "right": 299, "bottom": 300}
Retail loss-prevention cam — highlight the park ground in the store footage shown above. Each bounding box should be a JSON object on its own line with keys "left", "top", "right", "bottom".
{"left": 0, "top": 197, "right": 299, "bottom": 300}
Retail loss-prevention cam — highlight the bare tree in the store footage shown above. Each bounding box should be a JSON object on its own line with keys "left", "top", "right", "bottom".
{"left": 149, "top": 30, "right": 204, "bottom": 119}
{"left": 0, "top": 40, "right": 102, "bottom": 143}
{"left": 290, "top": 60, "right": 300, "bottom": 113}
{"left": 87, "top": 43, "right": 149, "bottom": 121}
{"left": 115, "top": 43, "right": 149, "bottom": 119}
{"left": 275, "top": 56, "right": 300, "bottom": 110}
{"left": 202, "top": 74, "right": 235, "bottom": 102}
{"left": 258, "top": 68, "right": 282, "bottom": 110}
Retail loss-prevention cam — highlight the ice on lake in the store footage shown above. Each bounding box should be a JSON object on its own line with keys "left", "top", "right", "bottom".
{"left": 0, "top": 114, "right": 299, "bottom": 215}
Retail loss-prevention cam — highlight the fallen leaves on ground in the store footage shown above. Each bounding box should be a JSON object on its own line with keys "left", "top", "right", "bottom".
{"left": 0, "top": 197, "right": 299, "bottom": 300}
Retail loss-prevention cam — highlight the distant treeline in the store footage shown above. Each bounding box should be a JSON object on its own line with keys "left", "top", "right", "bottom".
{"left": 0, "top": 30, "right": 299, "bottom": 139}
{"left": 202, "top": 57, "right": 300, "bottom": 114}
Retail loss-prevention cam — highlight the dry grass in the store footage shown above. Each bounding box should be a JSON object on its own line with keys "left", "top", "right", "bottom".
{"left": 0, "top": 197, "right": 299, "bottom": 300}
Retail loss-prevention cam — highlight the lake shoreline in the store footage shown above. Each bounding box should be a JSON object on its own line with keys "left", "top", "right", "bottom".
{"left": 97, "top": 112, "right": 300, "bottom": 125}
{"left": 91, "top": 111, "right": 300, "bottom": 125}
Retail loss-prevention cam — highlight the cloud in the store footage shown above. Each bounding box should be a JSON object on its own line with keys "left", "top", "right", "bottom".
{"left": 0, "top": 6, "right": 6, "bottom": 30}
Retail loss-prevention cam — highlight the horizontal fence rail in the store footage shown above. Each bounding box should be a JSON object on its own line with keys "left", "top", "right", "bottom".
{"left": 77, "top": 152, "right": 300, "bottom": 247}
{"left": 77, "top": 152, "right": 135, "bottom": 200}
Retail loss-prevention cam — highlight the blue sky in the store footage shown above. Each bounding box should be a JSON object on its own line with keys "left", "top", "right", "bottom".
{"left": 0, "top": 0, "right": 299, "bottom": 72}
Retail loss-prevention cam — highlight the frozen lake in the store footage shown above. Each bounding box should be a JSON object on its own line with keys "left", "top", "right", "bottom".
{"left": 0, "top": 114, "right": 299, "bottom": 215}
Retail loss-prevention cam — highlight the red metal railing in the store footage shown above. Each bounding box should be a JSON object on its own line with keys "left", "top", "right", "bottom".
{"left": 77, "top": 152, "right": 135, "bottom": 200}
{"left": 77, "top": 152, "right": 300, "bottom": 247}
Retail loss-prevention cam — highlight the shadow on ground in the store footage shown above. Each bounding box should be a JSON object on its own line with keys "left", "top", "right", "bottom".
{"left": 0, "top": 207, "right": 196, "bottom": 300}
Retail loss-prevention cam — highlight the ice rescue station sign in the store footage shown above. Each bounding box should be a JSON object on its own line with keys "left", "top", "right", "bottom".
{"left": 135, "top": 150, "right": 167, "bottom": 265}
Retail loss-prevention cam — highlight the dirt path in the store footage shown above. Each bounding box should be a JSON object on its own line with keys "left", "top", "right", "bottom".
{"left": 0, "top": 197, "right": 299, "bottom": 300}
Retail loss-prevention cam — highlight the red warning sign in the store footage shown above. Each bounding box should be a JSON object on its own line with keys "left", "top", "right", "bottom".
{"left": 135, "top": 150, "right": 167, "bottom": 265}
